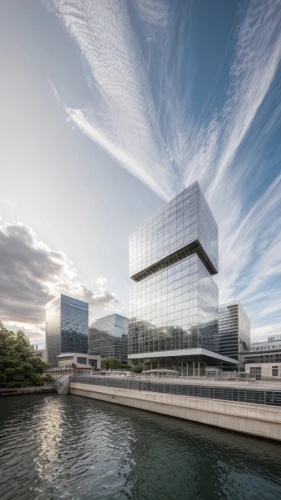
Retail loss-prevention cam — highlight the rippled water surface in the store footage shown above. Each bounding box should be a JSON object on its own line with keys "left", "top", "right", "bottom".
{"left": 0, "top": 395, "right": 281, "bottom": 500}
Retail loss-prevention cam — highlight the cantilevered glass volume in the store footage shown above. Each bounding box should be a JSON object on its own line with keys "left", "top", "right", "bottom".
{"left": 128, "top": 181, "right": 237, "bottom": 375}
{"left": 45, "top": 294, "right": 89, "bottom": 365}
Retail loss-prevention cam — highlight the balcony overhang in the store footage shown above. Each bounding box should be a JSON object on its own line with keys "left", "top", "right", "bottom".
{"left": 130, "top": 240, "right": 217, "bottom": 282}
{"left": 128, "top": 348, "right": 238, "bottom": 364}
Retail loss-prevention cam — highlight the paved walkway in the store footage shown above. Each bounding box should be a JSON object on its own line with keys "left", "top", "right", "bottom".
{"left": 133, "top": 375, "right": 281, "bottom": 391}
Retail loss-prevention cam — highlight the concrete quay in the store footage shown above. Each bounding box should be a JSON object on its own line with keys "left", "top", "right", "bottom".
{"left": 69, "top": 381, "right": 281, "bottom": 441}
{"left": 0, "top": 385, "right": 56, "bottom": 397}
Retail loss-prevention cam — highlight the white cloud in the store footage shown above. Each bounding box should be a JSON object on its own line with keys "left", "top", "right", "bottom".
{"left": 0, "top": 220, "right": 119, "bottom": 345}
{"left": 251, "top": 323, "right": 281, "bottom": 343}
{"left": 2, "top": 199, "right": 17, "bottom": 209}
{"left": 4, "top": 322, "right": 46, "bottom": 348}
{"left": 45, "top": 0, "right": 179, "bottom": 200}
{"left": 48, "top": 78, "right": 62, "bottom": 105}
{"left": 96, "top": 276, "right": 108, "bottom": 286}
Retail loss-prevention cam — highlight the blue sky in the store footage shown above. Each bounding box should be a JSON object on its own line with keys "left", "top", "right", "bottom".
{"left": 0, "top": 0, "right": 281, "bottom": 346}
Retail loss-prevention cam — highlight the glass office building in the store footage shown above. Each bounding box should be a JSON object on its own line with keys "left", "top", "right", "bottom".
{"left": 88, "top": 314, "right": 128, "bottom": 361}
{"left": 128, "top": 182, "right": 237, "bottom": 375}
{"left": 46, "top": 294, "right": 88, "bottom": 365}
{"left": 218, "top": 302, "right": 251, "bottom": 367}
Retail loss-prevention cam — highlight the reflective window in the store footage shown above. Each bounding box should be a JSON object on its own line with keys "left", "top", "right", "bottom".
{"left": 89, "top": 314, "right": 128, "bottom": 361}
{"left": 272, "top": 366, "right": 279, "bottom": 377}
{"left": 46, "top": 295, "right": 88, "bottom": 365}
{"left": 129, "top": 182, "right": 218, "bottom": 280}
{"left": 218, "top": 303, "right": 250, "bottom": 362}
{"left": 77, "top": 357, "right": 87, "bottom": 364}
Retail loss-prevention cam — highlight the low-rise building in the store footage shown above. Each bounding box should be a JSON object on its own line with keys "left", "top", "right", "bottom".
{"left": 243, "top": 336, "right": 281, "bottom": 379}
{"left": 251, "top": 338, "right": 281, "bottom": 351}
{"left": 245, "top": 363, "right": 281, "bottom": 379}
{"left": 57, "top": 352, "right": 101, "bottom": 371}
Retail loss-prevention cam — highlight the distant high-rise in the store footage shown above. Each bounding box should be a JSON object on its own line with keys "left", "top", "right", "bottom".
{"left": 45, "top": 294, "right": 88, "bottom": 365}
{"left": 218, "top": 302, "right": 251, "bottom": 365}
{"left": 128, "top": 181, "right": 237, "bottom": 375}
{"left": 268, "top": 334, "right": 281, "bottom": 342}
{"left": 88, "top": 314, "right": 128, "bottom": 361}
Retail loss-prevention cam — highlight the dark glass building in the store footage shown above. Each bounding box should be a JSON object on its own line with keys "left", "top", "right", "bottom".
{"left": 88, "top": 314, "right": 128, "bottom": 361}
{"left": 45, "top": 294, "right": 88, "bottom": 365}
{"left": 128, "top": 181, "right": 237, "bottom": 375}
{"left": 218, "top": 302, "right": 251, "bottom": 367}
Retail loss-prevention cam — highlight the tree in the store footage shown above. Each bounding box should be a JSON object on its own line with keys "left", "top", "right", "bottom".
{"left": 0, "top": 322, "right": 49, "bottom": 388}
{"left": 101, "top": 358, "right": 130, "bottom": 370}
{"left": 131, "top": 364, "right": 143, "bottom": 373}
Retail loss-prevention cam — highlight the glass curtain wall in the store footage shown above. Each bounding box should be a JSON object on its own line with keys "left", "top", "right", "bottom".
{"left": 61, "top": 295, "right": 88, "bottom": 354}
{"left": 218, "top": 302, "right": 250, "bottom": 363}
{"left": 45, "top": 294, "right": 89, "bottom": 365}
{"left": 89, "top": 314, "right": 128, "bottom": 361}
{"left": 46, "top": 296, "right": 61, "bottom": 365}
{"left": 129, "top": 182, "right": 219, "bottom": 366}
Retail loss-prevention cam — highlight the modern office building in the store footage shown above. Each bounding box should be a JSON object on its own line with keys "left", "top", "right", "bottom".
{"left": 218, "top": 302, "right": 251, "bottom": 366}
{"left": 128, "top": 181, "right": 237, "bottom": 375}
{"left": 45, "top": 294, "right": 88, "bottom": 365}
{"left": 88, "top": 313, "right": 129, "bottom": 361}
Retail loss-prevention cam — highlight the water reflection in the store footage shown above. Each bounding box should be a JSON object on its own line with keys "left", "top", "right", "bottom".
{"left": 0, "top": 395, "right": 281, "bottom": 500}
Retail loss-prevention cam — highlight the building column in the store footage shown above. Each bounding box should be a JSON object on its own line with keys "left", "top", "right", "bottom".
{"left": 198, "top": 362, "right": 200, "bottom": 377}
{"left": 193, "top": 362, "right": 195, "bottom": 376}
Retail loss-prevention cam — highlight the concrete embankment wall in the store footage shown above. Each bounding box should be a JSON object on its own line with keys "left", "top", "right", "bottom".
{"left": 0, "top": 385, "right": 56, "bottom": 397}
{"left": 70, "top": 382, "right": 281, "bottom": 441}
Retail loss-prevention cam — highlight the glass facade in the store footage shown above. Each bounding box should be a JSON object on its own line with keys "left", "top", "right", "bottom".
{"left": 218, "top": 302, "right": 251, "bottom": 365}
{"left": 88, "top": 314, "right": 128, "bottom": 361}
{"left": 243, "top": 351, "right": 281, "bottom": 364}
{"left": 128, "top": 182, "right": 225, "bottom": 374}
{"left": 129, "top": 255, "right": 218, "bottom": 355}
{"left": 45, "top": 294, "right": 88, "bottom": 365}
{"left": 45, "top": 296, "right": 61, "bottom": 366}
{"left": 61, "top": 295, "right": 88, "bottom": 355}
{"left": 129, "top": 181, "right": 218, "bottom": 281}
{"left": 77, "top": 356, "right": 87, "bottom": 364}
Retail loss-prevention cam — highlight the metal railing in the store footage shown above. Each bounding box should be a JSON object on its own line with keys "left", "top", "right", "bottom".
{"left": 70, "top": 375, "right": 281, "bottom": 407}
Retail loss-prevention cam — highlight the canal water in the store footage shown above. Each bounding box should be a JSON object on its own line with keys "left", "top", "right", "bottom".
{"left": 0, "top": 395, "right": 281, "bottom": 500}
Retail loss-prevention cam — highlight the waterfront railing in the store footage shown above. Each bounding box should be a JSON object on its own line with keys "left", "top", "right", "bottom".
{"left": 70, "top": 375, "right": 281, "bottom": 407}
